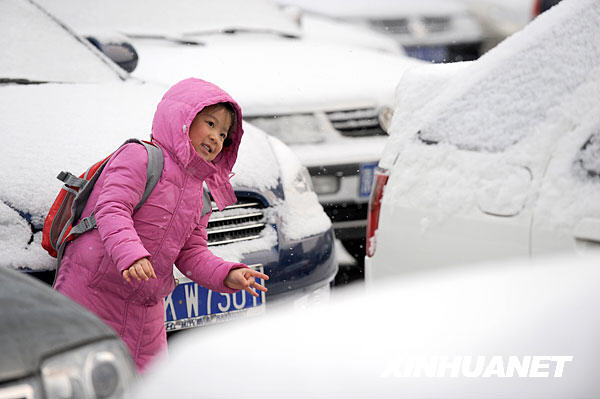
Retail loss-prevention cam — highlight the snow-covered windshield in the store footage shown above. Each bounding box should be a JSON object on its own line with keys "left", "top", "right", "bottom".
{"left": 0, "top": 0, "right": 122, "bottom": 83}
{"left": 412, "top": 0, "right": 600, "bottom": 153}
{"left": 36, "top": 0, "right": 301, "bottom": 38}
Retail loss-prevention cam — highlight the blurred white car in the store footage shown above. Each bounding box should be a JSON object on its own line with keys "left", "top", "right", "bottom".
{"left": 365, "top": 0, "right": 600, "bottom": 281}
{"left": 39, "top": 0, "right": 421, "bottom": 272}
{"left": 277, "top": 0, "right": 484, "bottom": 62}
{"left": 458, "top": 0, "right": 532, "bottom": 52}
{"left": 0, "top": 0, "right": 336, "bottom": 333}
{"left": 131, "top": 253, "right": 600, "bottom": 398}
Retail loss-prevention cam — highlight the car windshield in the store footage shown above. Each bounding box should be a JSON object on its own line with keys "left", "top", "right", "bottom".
{"left": 0, "top": 0, "right": 122, "bottom": 84}
{"left": 36, "top": 0, "right": 301, "bottom": 39}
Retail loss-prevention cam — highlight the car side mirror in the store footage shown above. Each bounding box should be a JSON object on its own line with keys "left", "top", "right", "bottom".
{"left": 87, "top": 36, "right": 139, "bottom": 73}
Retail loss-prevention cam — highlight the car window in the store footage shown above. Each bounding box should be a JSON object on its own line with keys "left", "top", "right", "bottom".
{"left": 0, "top": 0, "right": 122, "bottom": 84}
{"left": 575, "top": 131, "right": 600, "bottom": 180}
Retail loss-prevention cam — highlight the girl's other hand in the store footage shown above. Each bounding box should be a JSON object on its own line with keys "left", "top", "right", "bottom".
{"left": 224, "top": 267, "right": 269, "bottom": 297}
{"left": 123, "top": 257, "right": 157, "bottom": 283}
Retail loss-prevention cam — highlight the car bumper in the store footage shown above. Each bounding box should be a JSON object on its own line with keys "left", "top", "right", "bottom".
{"left": 240, "top": 227, "right": 338, "bottom": 299}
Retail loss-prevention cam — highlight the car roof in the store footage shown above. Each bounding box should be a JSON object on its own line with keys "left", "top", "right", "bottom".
{"left": 133, "top": 253, "right": 600, "bottom": 397}
{"left": 385, "top": 0, "right": 600, "bottom": 156}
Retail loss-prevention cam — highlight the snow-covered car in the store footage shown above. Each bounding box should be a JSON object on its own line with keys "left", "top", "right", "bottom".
{"left": 38, "top": 0, "right": 421, "bottom": 274}
{"left": 131, "top": 253, "right": 600, "bottom": 398}
{"left": 365, "top": 0, "right": 600, "bottom": 281}
{"left": 0, "top": 266, "right": 137, "bottom": 399}
{"left": 277, "top": 0, "right": 485, "bottom": 62}
{"left": 0, "top": 0, "right": 336, "bottom": 332}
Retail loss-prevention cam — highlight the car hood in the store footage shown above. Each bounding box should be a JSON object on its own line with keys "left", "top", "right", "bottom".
{"left": 278, "top": 0, "right": 469, "bottom": 19}
{"left": 0, "top": 82, "right": 280, "bottom": 271}
{"left": 129, "top": 36, "right": 419, "bottom": 115}
{"left": 0, "top": 267, "right": 115, "bottom": 381}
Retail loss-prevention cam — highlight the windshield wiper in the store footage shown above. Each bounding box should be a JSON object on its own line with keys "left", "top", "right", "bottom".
{"left": 0, "top": 78, "right": 50, "bottom": 85}
{"left": 127, "top": 34, "right": 205, "bottom": 46}
{"left": 183, "top": 28, "right": 299, "bottom": 39}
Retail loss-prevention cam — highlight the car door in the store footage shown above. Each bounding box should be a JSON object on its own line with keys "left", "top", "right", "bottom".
{"left": 531, "top": 122, "right": 600, "bottom": 256}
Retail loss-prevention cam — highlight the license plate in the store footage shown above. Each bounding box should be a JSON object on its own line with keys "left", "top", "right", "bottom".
{"left": 404, "top": 46, "right": 448, "bottom": 63}
{"left": 359, "top": 162, "right": 378, "bottom": 197}
{"left": 164, "top": 265, "right": 266, "bottom": 331}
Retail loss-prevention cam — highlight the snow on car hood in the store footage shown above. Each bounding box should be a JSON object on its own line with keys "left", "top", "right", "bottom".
{"left": 277, "top": 0, "right": 469, "bottom": 18}
{"left": 0, "top": 82, "right": 280, "bottom": 270}
{"left": 129, "top": 37, "right": 418, "bottom": 115}
{"left": 36, "top": 0, "right": 300, "bottom": 39}
{"left": 38, "top": 0, "right": 419, "bottom": 112}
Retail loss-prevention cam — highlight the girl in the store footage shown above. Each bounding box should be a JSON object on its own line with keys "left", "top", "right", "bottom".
{"left": 54, "top": 78, "right": 268, "bottom": 372}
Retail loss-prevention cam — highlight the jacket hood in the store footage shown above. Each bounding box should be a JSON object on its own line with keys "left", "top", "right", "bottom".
{"left": 151, "top": 78, "right": 244, "bottom": 210}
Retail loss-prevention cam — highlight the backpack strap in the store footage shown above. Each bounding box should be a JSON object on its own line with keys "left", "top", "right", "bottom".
{"left": 201, "top": 187, "right": 212, "bottom": 217}
{"left": 53, "top": 139, "right": 164, "bottom": 287}
{"left": 135, "top": 139, "right": 164, "bottom": 211}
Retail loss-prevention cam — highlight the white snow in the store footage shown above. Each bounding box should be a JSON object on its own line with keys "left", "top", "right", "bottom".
{"left": 276, "top": 0, "right": 468, "bottom": 18}
{"left": 0, "top": 0, "right": 122, "bottom": 84}
{"left": 0, "top": 82, "right": 299, "bottom": 270}
{"left": 375, "top": 0, "right": 600, "bottom": 254}
{"left": 37, "top": 0, "right": 418, "bottom": 116}
{"left": 132, "top": 254, "right": 600, "bottom": 397}
{"left": 410, "top": 0, "right": 600, "bottom": 153}
{"left": 35, "top": 0, "right": 300, "bottom": 39}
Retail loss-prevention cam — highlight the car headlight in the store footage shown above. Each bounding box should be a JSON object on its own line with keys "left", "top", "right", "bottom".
{"left": 292, "top": 165, "right": 314, "bottom": 195}
{"left": 246, "top": 114, "right": 325, "bottom": 145}
{"left": 41, "top": 339, "right": 136, "bottom": 399}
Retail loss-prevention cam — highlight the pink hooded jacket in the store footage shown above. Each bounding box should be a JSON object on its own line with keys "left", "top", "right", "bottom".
{"left": 55, "top": 78, "right": 246, "bottom": 372}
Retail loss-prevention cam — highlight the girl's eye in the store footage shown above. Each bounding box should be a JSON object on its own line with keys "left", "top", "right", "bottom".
{"left": 207, "top": 121, "right": 215, "bottom": 127}
{"left": 220, "top": 133, "right": 227, "bottom": 140}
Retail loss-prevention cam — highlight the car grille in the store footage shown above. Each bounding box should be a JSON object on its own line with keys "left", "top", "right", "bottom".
{"left": 207, "top": 196, "right": 266, "bottom": 246}
{"left": 370, "top": 16, "right": 451, "bottom": 35}
{"left": 326, "top": 108, "right": 387, "bottom": 137}
{"left": 422, "top": 16, "right": 451, "bottom": 33}
{"left": 370, "top": 18, "right": 410, "bottom": 34}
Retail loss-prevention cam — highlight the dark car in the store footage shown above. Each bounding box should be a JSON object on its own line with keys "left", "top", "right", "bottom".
{"left": 0, "top": 267, "right": 136, "bottom": 398}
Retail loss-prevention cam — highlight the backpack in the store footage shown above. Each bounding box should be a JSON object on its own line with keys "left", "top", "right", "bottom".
{"left": 42, "top": 139, "right": 164, "bottom": 283}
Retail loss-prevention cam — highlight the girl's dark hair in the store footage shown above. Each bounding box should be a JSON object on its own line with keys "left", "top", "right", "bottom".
{"left": 219, "top": 102, "right": 236, "bottom": 148}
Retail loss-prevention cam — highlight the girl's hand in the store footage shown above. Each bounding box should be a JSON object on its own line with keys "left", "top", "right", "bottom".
{"left": 224, "top": 268, "right": 269, "bottom": 297}
{"left": 123, "top": 257, "right": 157, "bottom": 283}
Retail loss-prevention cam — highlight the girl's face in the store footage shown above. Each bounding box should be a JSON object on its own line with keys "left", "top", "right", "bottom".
{"left": 189, "top": 105, "right": 232, "bottom": 162}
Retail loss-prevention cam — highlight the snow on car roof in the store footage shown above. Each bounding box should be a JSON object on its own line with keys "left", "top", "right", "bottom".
{"left": 388, "top": 0, "right": 600, "bottom": 154}
{"left": 37, "top": 0, "right": 301, "bottom": 38}
{"left": 0, "top": 83, "right": 281, "bottom": 270}
{"left": 133, "top": 254, "right": 600, "bottom": 397}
